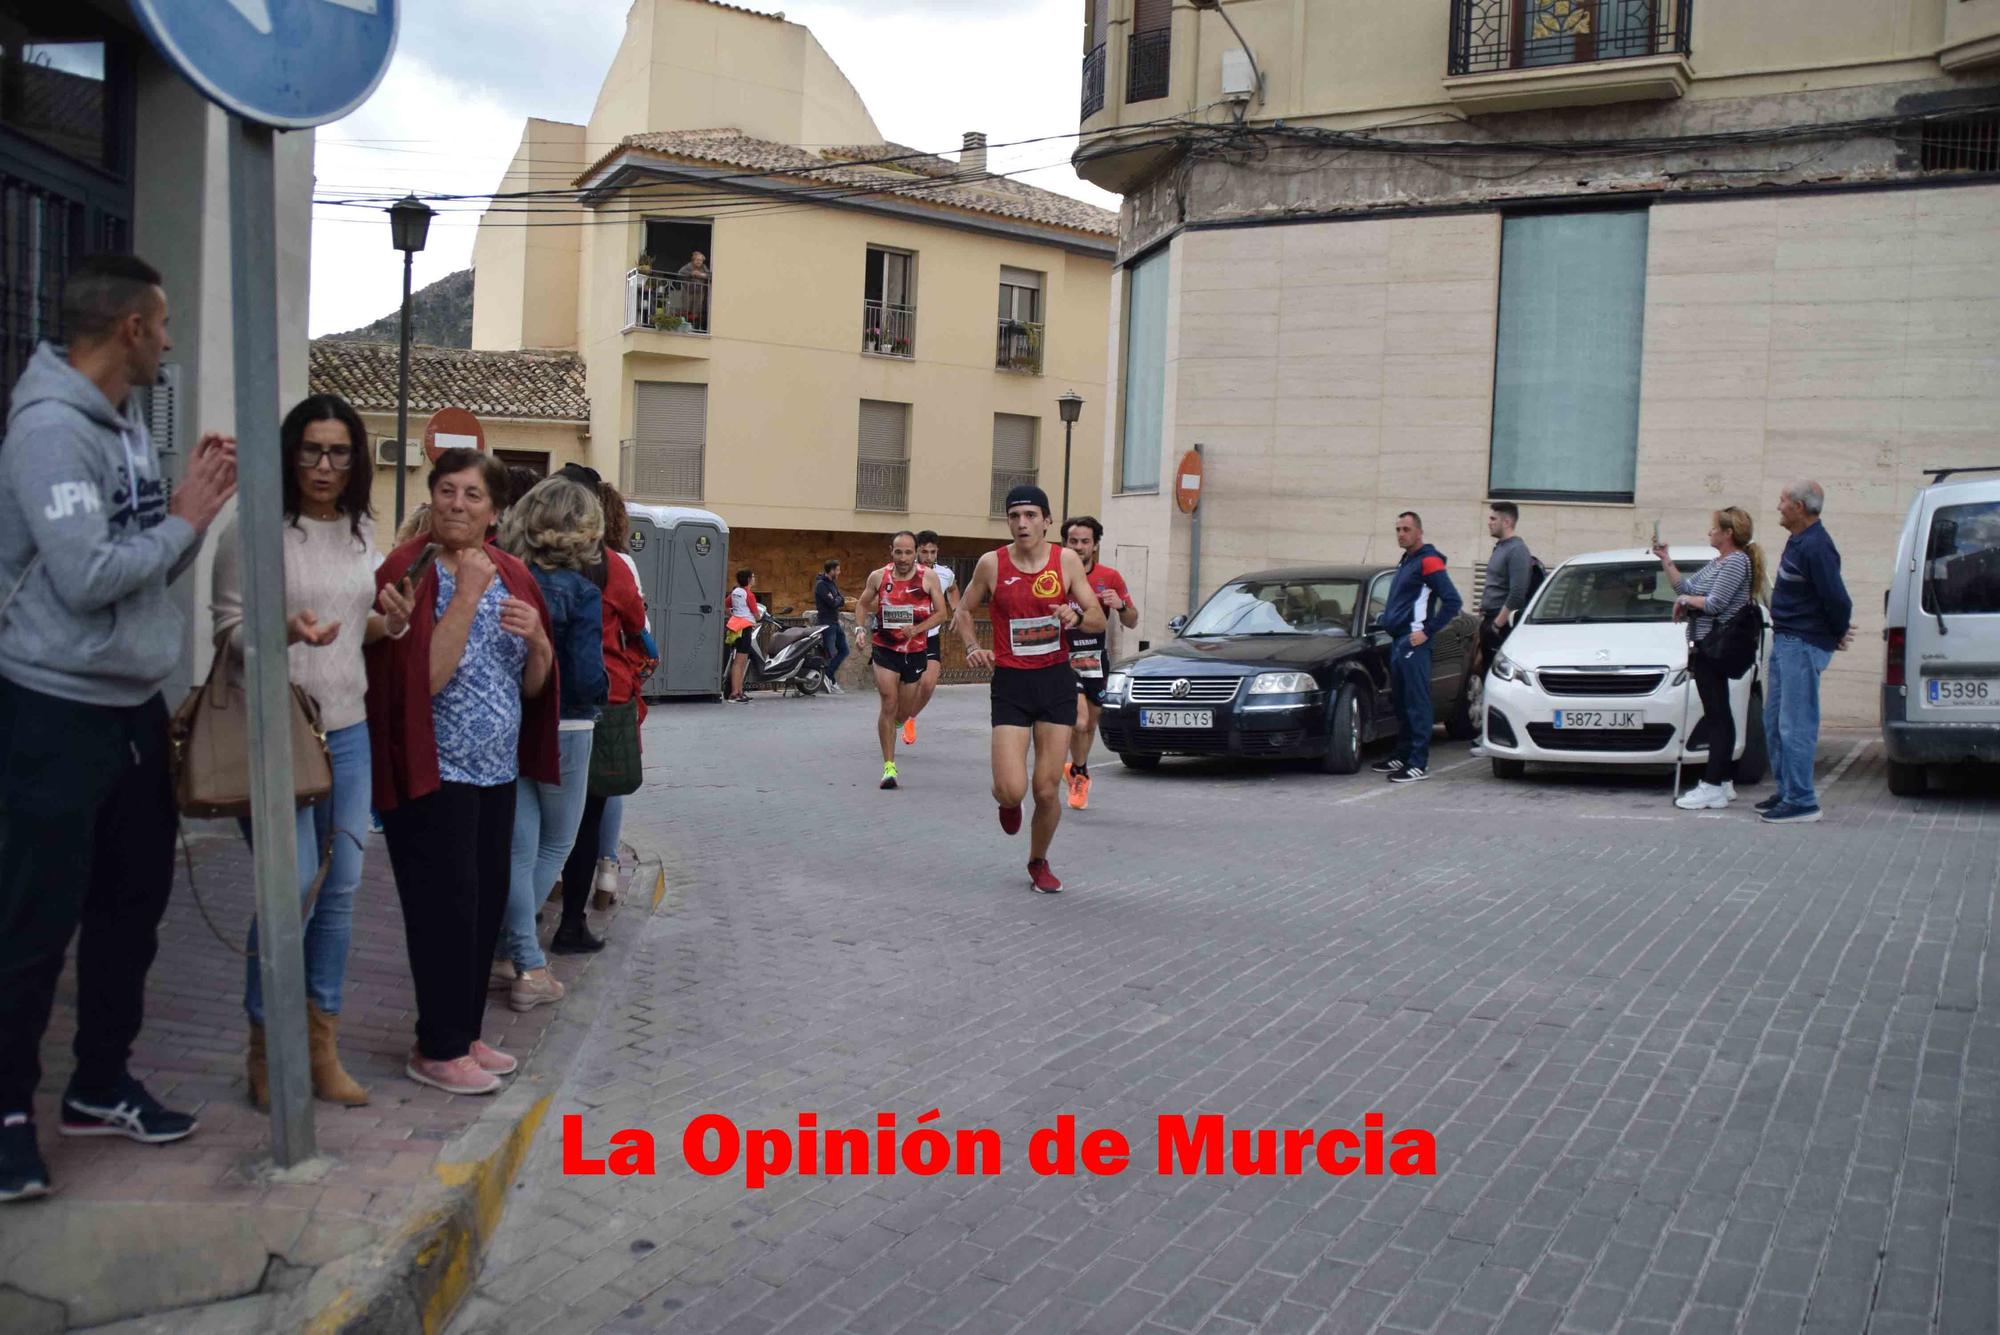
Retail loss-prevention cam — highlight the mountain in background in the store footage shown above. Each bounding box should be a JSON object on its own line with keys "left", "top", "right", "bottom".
{"left": 325, "top": 268, "right": 475, "bottom": 348}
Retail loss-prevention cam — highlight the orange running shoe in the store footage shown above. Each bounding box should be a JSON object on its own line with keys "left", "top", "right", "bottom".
{"left": 902, "top": 718, "right": 916, "bottom": 745}
{"left": 1067, "top": 765, "right": 1089, "bottom": 810}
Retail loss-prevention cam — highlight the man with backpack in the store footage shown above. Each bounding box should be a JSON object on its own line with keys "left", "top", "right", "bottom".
{"left": 1478, "top": 502, "right": 1535, "bottom": 668}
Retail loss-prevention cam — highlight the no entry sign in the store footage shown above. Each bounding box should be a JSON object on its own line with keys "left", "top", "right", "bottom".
{"left": 1175, "top": 449, "right": 1204, "bottom": 514}
{"left": 423, "top": 407, "right": 486, "bottom": 463}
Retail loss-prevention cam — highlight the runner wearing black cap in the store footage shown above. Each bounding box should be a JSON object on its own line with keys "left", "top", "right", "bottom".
{"left": 953, "top": 485, "right": 1106, "bottom": 892}
{"left": 856, "top": 530, "right": 948, "bottom": 789}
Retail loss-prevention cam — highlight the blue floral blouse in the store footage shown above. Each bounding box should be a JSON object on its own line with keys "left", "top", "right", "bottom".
{"left": 431, "top": 563, "right": 528, "bottom": 786}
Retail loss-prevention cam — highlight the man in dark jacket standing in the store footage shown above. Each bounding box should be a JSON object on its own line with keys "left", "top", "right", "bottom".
{"left": 0, "top": 256, "right": 237, "bottom": 1203}
{"left": 1371, "top": 512, "right": 1463, "bottom": 784}
{"left": 813, "top": 560, "right": 849, "bottom": 693}
{"left": 1760, "top": 480, "right": 1854, "bottom": 824}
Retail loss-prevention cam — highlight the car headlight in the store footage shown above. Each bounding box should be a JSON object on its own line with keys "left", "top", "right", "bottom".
{"left": 1248, "top": 672, "right": 1317, "bottom": 695}
{"left": 1490, "top": 654, "right": 1531, "bottom": 686}
{"left": 1104, "top": 672, "right": 1130, "bottom": 697}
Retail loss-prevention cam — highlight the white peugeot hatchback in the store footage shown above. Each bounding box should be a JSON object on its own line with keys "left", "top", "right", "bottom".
{"left": 1481, "top": 547, "right": 1770, "bottom": 781}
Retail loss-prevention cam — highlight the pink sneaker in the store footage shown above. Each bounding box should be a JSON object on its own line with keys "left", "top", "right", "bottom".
{"left": 469, "top": 1040, "right": 517, "bottom": 1076}
{"left": 405, "top": 1053, "right": 500, "bottom": 1096}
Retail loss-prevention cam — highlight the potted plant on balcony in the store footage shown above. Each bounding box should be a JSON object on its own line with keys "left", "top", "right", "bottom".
{"left": 890, "top": 334, "right": 912, "bottom": 357}
{"left": 636, "top": 251, "right": 656, "bottom": 274}
{"left": 864, "top": 324, "right": 883, "bottom": 354}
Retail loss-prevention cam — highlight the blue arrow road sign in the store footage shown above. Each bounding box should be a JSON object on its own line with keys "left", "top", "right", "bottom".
{"left": 129, "top": 0, "right": 399, "bottom": 130}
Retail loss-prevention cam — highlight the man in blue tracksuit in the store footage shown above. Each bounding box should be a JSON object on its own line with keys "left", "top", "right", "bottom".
{"left": 1760, "top": 480, "right": 1854, "bottom": 824}
{"left": 1371, "top": 511, "right": 1462, "bottom": 783}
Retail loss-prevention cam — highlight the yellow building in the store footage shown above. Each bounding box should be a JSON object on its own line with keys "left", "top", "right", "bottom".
{"left": 1075, "top": 0, "right": 2000, "bottom": 725}
{"left": 308, "top": 341, "right": 592, "bottom": 551}
{"left": 470, "top": 0, "right": 1118, "bottom": 624}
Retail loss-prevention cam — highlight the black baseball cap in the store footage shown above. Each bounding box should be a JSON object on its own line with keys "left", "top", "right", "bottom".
{"left": 1004, "top": 484, "right": 1052, "bottom": 516}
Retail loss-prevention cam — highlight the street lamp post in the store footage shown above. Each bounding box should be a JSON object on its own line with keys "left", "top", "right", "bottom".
{"left": 1057, "top": 390, "right": 1085, "bottom": 525}
{"left": 387, "top": 194, "right": 435, "bottom": 529}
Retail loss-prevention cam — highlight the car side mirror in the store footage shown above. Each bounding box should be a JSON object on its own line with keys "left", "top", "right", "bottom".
{"left": 1167, "top": 615, "right": 1189, "bottom": 636}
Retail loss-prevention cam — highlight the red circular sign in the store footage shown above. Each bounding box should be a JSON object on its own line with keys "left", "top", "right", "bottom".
{"left": 422, "top": 407, "right": 486, "bottom": 463}
{"left": 1175, "top": 449, "right": 1203, "bottom": 514}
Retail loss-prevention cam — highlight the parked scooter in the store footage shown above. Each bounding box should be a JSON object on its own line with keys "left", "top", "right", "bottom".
{"left": 731, "top": 606, "right": 833, "bottom": 697}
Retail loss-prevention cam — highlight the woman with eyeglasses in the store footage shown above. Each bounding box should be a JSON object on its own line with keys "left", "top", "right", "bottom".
{"left": 211, "top": 394, "right": 413, "bottom": 1110}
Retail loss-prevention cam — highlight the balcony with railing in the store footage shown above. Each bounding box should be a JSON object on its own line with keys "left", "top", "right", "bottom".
{"left": 1446, "top": 0, "right": 1693, "bottom": 113}
{"left": 624, "top": 269, "right": 711, "bottom": 335}
{"left": 855, "top": 457, "right": 910, "bottom": 512}
{"left": 1081, "top": 43, "right": 1107, "bottom": 119}
{"left": 1127, "top": 28, "right": 1171, "bottom": 103}
{"left": 619, "top": 437, "right": 704, "bottom": 504}
{"left": 996, "top": 318, "right": 1044, "bottom": 375}
{"left": 862, "top": 299, "right": 916, "bottom": 358}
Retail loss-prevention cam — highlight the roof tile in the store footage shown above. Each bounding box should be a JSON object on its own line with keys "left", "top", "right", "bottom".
{"left": 309, "top": 341, "right": 589, "bottom": 422}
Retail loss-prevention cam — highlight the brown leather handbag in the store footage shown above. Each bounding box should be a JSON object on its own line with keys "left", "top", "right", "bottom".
{"left": 169, "top": 640, "right": 333, "bottom": 820}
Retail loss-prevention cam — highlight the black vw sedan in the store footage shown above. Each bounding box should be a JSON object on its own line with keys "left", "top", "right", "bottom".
{"left": 1099, "top": 565, "right": 1481, "bottom": 774}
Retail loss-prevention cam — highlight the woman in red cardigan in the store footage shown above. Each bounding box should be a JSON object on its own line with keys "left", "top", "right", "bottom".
{"left": 562, "top": 483, "right": 653, "bottom": 921}
{"left": 365, "top": 449, "right": 561, "bottom": 1096}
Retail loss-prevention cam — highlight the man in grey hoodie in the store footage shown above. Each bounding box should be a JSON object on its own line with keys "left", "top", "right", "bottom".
{"left": 0, "top": 254, "right": 237, "bottom": 1203}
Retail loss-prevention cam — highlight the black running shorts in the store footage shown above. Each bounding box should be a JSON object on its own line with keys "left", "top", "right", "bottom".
{"left": 925, "top": 635, "right": 942, "bottom": 663}
{"left": 873, "top": 645, "right": 926, "bottom": 684}
{"left": 1074, "top": 672, "right": 1105, "bottom": 708}
{"left": 991, "top": 665, "right": 1079, "bottom": 729}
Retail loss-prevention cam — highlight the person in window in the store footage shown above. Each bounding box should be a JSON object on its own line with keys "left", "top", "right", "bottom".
{"left": 676, "top": 252, "right": 710, "bottom": 327}
{"left": 214, "top": 394, "right": 410, "bottom": 1111}
{"left": 494, "top": 477, "right": 607, "bottom": 1008}
{"left": 365, "top": 451, "right": 559, "bottom": 1096}
{"left": 1655, "top": 507, "right": 1764, "bottom": 813}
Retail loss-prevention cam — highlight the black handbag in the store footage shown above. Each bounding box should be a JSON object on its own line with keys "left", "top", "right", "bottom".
{"left": 1695, "top": 605, "right": 1760, "bottom": 680}
{"left": 588, "top": 698, "right": 644, "bottom": 797}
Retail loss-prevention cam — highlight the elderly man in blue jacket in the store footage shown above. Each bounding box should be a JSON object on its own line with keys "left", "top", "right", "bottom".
{"left": 1759, "top": 480, "right": 1854, "bottom": 825}
{"left": 1370, "top": 511, "right": 1462, "bottom": 784}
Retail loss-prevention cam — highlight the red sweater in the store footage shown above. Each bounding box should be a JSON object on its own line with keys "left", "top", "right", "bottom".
{"left": 602, "top": 555, "right": 650, "bottom": 724}
{"left": 364, "top": 537, "right": 562, "bottom": 812}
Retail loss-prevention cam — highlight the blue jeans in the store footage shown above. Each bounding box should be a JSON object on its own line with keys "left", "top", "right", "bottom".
{"left": 598, "top": 794, "right": 624, "bottom": 861}
{"left": 245, "top": 720, "right": 371, "bottom": 1023}
{"left": 1390, "top": 636, "right": 1434, "bottom": 770}
{"left": 822, "top": 621, "right": 849, "bottom": 675}
{"left": 502, "top": 727, "right": 595, "bottom": 970}
{"left": 1765, "top": 633, "right": 1832, "bottom": 809}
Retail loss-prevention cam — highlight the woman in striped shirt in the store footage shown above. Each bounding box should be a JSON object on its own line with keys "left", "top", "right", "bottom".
{"left": 1655, "top": 507, "right": 1765, "bottom": 810}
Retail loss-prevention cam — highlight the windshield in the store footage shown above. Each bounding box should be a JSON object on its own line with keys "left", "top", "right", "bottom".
{"left": 1183, "top": 579, "right": 1363, "bottom": 636}
{"left": 1924, "top": 501, "right": 2000, "bottom": 615}
{"left": 1527, "top": 560, "right": 1706, "bottom": 625}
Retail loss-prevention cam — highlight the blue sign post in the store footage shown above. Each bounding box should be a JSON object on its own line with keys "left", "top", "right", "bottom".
{"left": 130, "top": 0, "right": 399, "bottom": 1170}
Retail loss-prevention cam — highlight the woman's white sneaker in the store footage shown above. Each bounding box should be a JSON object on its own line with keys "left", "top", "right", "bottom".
{"left": 1676, "top": 782, "right": 1730, "bottom": 811}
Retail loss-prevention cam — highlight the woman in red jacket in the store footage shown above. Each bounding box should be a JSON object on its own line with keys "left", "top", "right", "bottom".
{"left": 365, "top": 449, "right": 561, "bottom": 1096}
{"left": 560, "top": 484, "right": 652, "bottom": 922}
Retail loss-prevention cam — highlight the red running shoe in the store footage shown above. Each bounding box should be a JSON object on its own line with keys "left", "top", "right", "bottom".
{"left": 998, "top": 803, "right": 1022, "bottom": 835}
{"left": 1027, "top": 859, "right": 1063, "bottom": 894}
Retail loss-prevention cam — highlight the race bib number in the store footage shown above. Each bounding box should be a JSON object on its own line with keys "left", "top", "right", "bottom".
{"left": 1072, "top": 650, "right": 1104, "bottom": 679}
{"left": 881, "top": 605, "right": 915, "bottom": 629}
{"left": 1009, "top": 615, "right": 1062, "bottom": 657}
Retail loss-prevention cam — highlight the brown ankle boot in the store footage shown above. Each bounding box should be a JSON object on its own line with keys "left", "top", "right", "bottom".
{"left": 247, "top": 1022, "right": 269, "bottom": 1111}
{"left": 307, "top": 1004, "right": 370, "bottom": 1106}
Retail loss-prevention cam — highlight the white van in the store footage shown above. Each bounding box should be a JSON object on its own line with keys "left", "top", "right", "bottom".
{"left": 1882, "top": 467, "right": 2000, "bottom": 794}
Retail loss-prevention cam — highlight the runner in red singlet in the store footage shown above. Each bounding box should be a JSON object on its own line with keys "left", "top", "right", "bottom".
{"left": 1061, "top": 516, "right": 1138, "bottom": 811}
{"left": 952, "top": 486, "right": 1105, "bottom": 892}
{"left": 855, "top": 531, "right": 947, "bottom": 789}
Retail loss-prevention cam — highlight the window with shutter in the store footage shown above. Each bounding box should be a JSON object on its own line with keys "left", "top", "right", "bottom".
{"left": 1129, "top": 0, "right": 1172, "bottom": 102}
{"left": 996, "top": 267, "right": 1045, "bottom": 373}
{"left": 625, "top": 381, "right": 706, "bottom": 502}
{"left": 856, "top": 399, "right": 910, "bottom": 511}
{"left": 990, "top": 414, "right": 1039, "bottom": 517}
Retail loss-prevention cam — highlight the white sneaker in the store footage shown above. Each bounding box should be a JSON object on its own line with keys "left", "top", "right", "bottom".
{"left": 828, "top": 681, "right": 845, "bottom": 695}
{"left": 1720, "top": 781, "right": 1736, "bottom": 801}
{"left": 1676, "top": 782, "right": 1729, "bottom": 811}
{"left": 1468, "top": 744, "right": 1489, "bottom": 758}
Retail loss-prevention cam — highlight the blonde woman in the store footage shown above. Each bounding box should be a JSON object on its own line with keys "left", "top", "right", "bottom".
{"left": 1654, "top": 507, "right": 1765, "bottom": 811}
{"left": 495, "top": 478, "right": 609, "bottom": 1007}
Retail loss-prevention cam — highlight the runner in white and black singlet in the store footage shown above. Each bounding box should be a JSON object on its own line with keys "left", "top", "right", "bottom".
{"left": 952, "top": 486, "right": 1106, "bottom": 893}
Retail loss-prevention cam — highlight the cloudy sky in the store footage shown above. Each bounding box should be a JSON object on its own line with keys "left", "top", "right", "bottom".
{"left": 308, "top": 0, "right": 1119, "bottom": 336}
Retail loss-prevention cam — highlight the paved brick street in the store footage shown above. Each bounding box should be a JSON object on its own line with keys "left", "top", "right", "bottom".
{"left": 452, "top": 686, "right": 1999, "bottom": 1335}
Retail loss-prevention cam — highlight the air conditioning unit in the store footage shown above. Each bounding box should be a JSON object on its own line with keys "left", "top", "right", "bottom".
{"left": 375, "top": 439, "right": 421, "bottom": 468}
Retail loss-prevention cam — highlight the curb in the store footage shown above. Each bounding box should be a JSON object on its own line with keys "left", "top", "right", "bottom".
{"left": 296, "top": 850, "right": 666, "bottom": 1335}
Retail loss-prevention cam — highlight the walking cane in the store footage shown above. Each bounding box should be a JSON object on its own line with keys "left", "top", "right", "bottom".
{"left": 1671, "top": 618, "right": 1695, "bottom": 806}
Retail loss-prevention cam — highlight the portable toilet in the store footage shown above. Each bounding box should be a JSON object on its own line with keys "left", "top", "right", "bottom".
{"left": 623, "top": 505, "right": 730, "bottom": 699}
